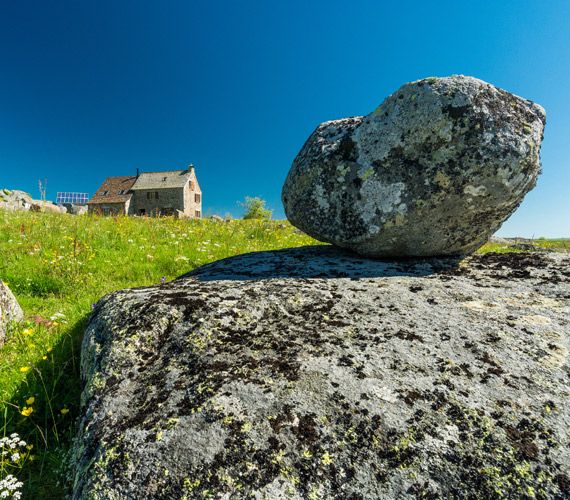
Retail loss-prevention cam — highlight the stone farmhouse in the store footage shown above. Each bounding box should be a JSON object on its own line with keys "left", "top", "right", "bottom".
{"left": 87, "top": 165, "right": 202, "bottom": 217}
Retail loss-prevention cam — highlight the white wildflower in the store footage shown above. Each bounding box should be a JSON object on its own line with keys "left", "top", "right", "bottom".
{"left": 0, "top": 474, "right": 24, "bottom": 498}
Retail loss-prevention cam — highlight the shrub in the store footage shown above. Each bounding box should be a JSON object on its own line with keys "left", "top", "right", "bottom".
{"left": 240, "top": 197, "right": 272, "bottom": 220}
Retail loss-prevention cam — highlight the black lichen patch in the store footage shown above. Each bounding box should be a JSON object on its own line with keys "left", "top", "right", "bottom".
{"left": 443, "top": 104, "right": 470, "bottom": 120}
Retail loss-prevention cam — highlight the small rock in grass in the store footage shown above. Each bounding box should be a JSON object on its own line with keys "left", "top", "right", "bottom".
{"left": 0, "top": 281, "right": 23, "bottom": 345}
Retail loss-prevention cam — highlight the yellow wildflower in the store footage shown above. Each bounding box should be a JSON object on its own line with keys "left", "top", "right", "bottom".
{"left": 22, "top": 328, "right": 33, "bottom": 336}
{"left": 47, "top": 347, "right": 53, "bottom": 353}
{"left": 19, "top": 366, "right": 30, "bottom": 373}
{"left": 60, "top": 408, "right": 70, "bottom": 415}
{"left": 42, "top": 355, "right": 48, "bottom": 360}
{"left": 26, "top": 396, "right": 35, "bottom": 405}
{"left": 20, "top": 407, "right": 33, "bottom": 417}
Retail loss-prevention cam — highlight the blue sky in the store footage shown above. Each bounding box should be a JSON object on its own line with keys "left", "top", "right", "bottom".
{"left": 1, "top": 0, "right": 568, "bottom": 236}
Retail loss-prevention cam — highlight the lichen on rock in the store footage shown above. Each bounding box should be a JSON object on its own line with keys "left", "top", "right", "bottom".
{"left": 282, "top": 75, "right": 546, "bottom": 257}
{"left": 73, "top": 247, "right": 570, "bottom": 498}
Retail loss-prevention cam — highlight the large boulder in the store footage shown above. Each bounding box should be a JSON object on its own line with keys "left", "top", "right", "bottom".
{"left": 73, "top": 247, "right": 569, "bottom": 499}
{"left": 61, "top": 203, "right": 88, "bottom": 215}
{"left": 282, "top": 76, "right": 546, "bottom": 257}
{"left": 30, "top": 201, "right": 64, "bottom": 213}
{"left": 0, "top": 189, "right": 65, "bottom": 214}
{"left": 0, "top": 189, "right": 34, "bottom": 212}
{"left": 0, "top": 281, "right": 23, "bottom": 345}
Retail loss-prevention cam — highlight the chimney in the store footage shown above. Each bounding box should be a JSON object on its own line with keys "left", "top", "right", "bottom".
{"left": 136, "top": 168, "right": 140, "bottom": 177}
{"left": 188, "top": 163, "right": 195, "bottom": 173}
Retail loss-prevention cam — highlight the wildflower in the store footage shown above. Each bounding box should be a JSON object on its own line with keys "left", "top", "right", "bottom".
{"left": 22, "top": 328, "right": 33, "bottom": 336}
{"left": 47, "top": 347, "right": 53, "bottom": 352}
{"left": 0, "top": 474, "right": 24, "bottom": 499}
{"left": 42, "top": 355, "right": 47, "bottom": 361}
{"left": 91, "top": 303, "right": 96, "bottom": 310}
{"left": 20, "top": 407, "right": 33, "bottom": 417}
{"left": 25, "top": 396, "right": 35, "bottom": 405}
{"left": 19, "top": 367, "right": 30, "bottom": 374}
{"left": 160, "top": 276, "right": 166, "bottom": 284}
{"left": 60, "top": 408, "right": 69, "bottom": 415}
{"left": 49, "top": 312, "right": 65, "bottom": 321}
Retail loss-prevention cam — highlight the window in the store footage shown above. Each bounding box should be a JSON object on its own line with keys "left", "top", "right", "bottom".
{"left": 102, "top": 190, "right": 109, "bottom": 196}
{"left": 146, "top": 191, "right": 159, "bottom": 200}
{"left": 195, "top": 193, "right": 201, "bottom": 203}
{"left": 195, "top": 210, "right": 201, "bottom": 218}
{"left": 189, "top": 181, "right": 195, "bottom": 190}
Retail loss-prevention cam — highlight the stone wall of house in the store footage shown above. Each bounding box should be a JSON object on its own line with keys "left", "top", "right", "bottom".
{"left": 88, "top": 201, "right": 129, "bottom": 216}
{"left": 183, "top": 174, "right": 202, "bottom": 218}
{"left": 132, "top": 187, "right": 185, "bottom": 216}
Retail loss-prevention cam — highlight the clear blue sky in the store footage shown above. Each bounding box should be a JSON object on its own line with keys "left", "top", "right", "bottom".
{"left": 1, "top": 0, "right": 568, "bottom": 236}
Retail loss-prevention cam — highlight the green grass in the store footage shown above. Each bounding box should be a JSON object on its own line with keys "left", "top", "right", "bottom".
{"left": 477, "top": 238, "right": 570, "bottom": 254}
{"left": 0, "top": 210, "right": 566, "bottom": 497}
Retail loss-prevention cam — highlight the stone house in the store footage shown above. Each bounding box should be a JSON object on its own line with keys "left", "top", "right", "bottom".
{"left": 88, "top": 166, "right": 202, "bottom": 217}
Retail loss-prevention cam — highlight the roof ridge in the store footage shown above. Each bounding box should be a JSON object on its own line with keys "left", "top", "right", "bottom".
{"left": 137, "top": 169, "right": 189, "bottom": 175}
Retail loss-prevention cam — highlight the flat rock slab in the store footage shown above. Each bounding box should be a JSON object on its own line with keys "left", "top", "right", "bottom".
{"left": 74, "top": 247, "right": 570, "bottom": 499}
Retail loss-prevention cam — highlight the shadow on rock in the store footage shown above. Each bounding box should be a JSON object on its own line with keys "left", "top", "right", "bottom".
{"left": 182, "top": 245, "right": 463, "bottom": 282}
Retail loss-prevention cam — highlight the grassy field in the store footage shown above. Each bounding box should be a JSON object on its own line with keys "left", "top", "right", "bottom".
{"left": 0, "top": 210, "right": 567, "bottom": 497}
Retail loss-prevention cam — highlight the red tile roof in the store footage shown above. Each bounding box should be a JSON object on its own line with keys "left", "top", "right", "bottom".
{"left": 88, "top": 176, "right": 137, "bottom": 205}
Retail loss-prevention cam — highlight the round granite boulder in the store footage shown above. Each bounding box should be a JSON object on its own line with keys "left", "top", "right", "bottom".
{"left": 282, "top": 75, "right": 546, "bottom": 257}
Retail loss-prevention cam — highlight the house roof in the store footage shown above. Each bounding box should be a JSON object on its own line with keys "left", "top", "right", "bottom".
{"left": 131, "top": 170, "right": 192, "bottom": 190}
{"left": 88, "top": 176, "right": 137, "bottom": 205}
